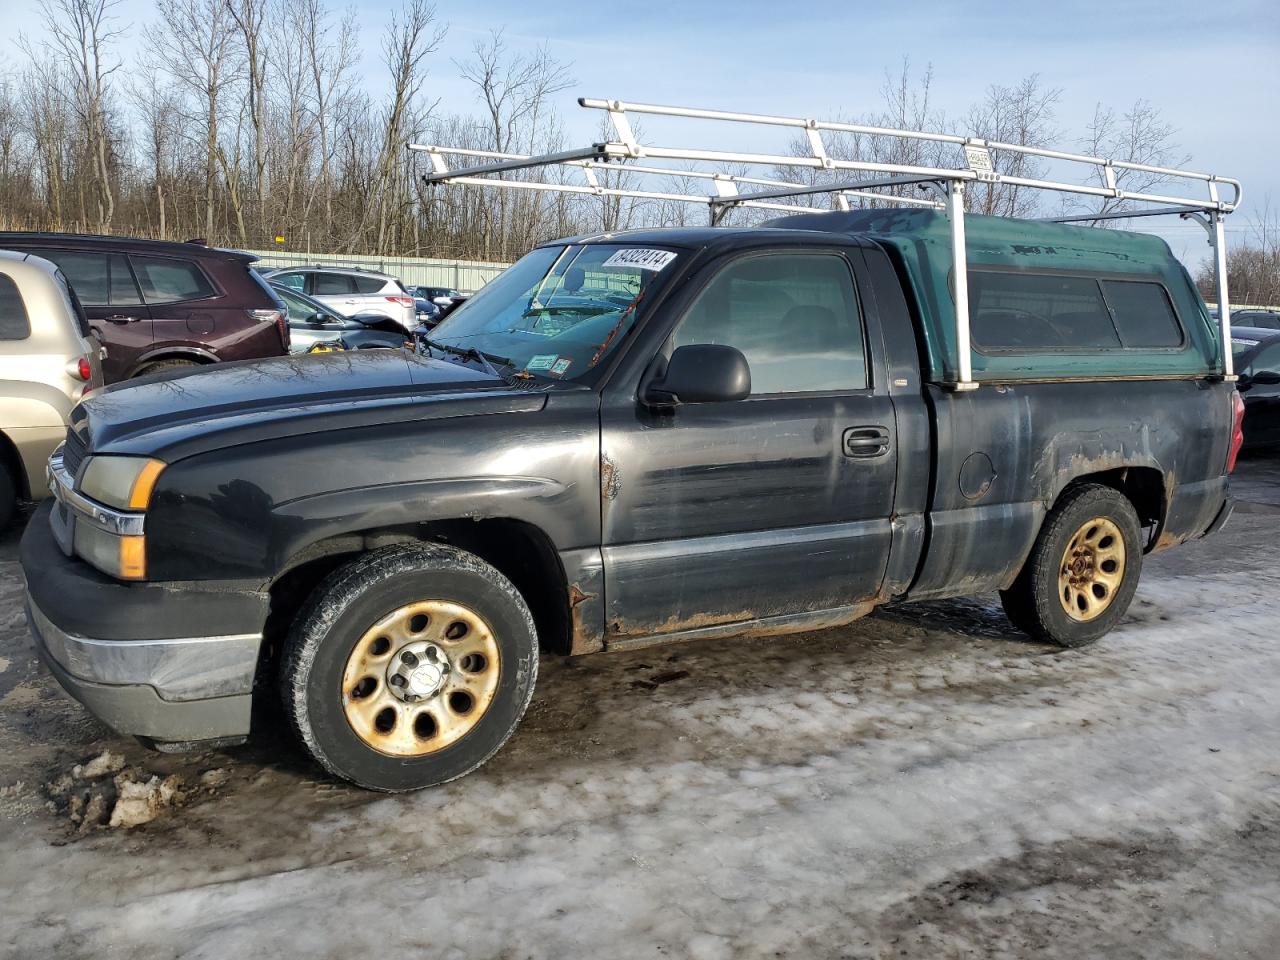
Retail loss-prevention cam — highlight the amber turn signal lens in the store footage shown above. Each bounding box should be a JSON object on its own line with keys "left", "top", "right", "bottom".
{"left": 119, "top": 535, "right": 147, "bottom": 580}
{"left": 128, "top": 460, "right": 167, "bottom": 510}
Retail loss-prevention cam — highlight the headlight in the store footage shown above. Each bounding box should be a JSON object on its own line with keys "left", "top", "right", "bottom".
{"left": 79, "top": 456, "right": 166, "bottom": 511}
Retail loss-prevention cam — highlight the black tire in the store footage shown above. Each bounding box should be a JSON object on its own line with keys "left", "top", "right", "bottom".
{"left": 279, "top": 543, "right": 538, "bottom": 791}
{"left": 133, "top": 358, "right": 202, "bottom": 378}
{"left": 0, "top": 457, "right": 16, "bottom": 531}
{"left": 999, "top": 483, "right": 1143, "bottom": 648}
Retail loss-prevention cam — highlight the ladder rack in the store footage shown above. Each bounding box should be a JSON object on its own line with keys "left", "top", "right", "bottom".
{"left": 411, "top": 97, "right": 1244, "bottom": 387}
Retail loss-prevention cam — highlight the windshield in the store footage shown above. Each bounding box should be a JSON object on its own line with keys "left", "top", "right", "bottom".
{"left": 427, "top": 243, "right": 680, "bottom": 381}
{"left": 1232, "top": 337, "right": 1261, "bottom": 365}
{"left": 275, "top": 284, "right": 345, "bottom": 321}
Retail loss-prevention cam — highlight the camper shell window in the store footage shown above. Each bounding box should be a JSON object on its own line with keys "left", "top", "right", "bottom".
{"left": 970, "top": 269, "right": 1185, "bottom": 354}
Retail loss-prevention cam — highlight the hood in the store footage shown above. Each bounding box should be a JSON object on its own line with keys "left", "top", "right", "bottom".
{"left": 71, "top": 350, "right": 545, "bottom": 461}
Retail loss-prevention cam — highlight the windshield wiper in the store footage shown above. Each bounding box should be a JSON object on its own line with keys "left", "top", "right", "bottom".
{"left": 420, "top": 337, "right": 520, "bottom": 382}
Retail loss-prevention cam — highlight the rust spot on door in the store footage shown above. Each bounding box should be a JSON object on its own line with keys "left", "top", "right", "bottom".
{"left": 601, "top": 454, "right": 621, "bottom": 501}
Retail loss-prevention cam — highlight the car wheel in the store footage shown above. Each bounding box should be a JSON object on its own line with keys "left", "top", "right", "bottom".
{"left": 999, "top": 483, "right": 1143, "bottom": 648}
{"left": 0, "top": 458, "right": 16, "bottom": 531}
{"left": 279, "top": 543, "right": 538, "bottom": 791}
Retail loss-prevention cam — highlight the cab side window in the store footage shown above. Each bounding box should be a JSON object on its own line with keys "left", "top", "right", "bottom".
{"left": 0, "top": 274, "right": 31, "bottom": 340}
{"left": 671, "top": 253, "right": 867, "bottom": 394}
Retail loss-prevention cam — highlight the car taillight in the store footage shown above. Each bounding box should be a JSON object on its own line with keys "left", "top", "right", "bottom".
{"left": 1227, "top": 389, "right": 1245, "bottom": 473}
{"left": 249, "top": 308, "right": 289, "bottom": 350}
{"left": 76, "top": 357, "right": 91, "bottom": 381}
{"left": 387, "top": 295, "right": 415, "bottom": 308}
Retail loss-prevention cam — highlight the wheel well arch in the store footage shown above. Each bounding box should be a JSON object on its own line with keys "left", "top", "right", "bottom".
{"left": 1057, "top": 465, "right": 1167, "bottom": 545}
{"left": 128, "top": 348, "right": 218, "bottom": 376}
{"left": 264, "top": 517, "right": 573, "bottom": 663}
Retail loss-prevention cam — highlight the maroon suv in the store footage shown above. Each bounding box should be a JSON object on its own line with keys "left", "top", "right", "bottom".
{"left": 0, "top": 233, "right": 289, "bottom": 382}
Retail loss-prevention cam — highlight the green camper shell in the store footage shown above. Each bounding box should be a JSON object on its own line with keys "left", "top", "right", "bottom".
{"left": 767, "top": 208, "right": 1221, "bottom": 384}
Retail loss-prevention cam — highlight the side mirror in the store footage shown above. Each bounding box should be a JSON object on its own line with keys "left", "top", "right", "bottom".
{"left": 1252, "top": 370, "right": 1280, "bottom": 385}
{"left": 306, "top": 311, "right": 331, "bottom": 326}
{"left": 645, "top": 344, "right": 751, "bottom": 405}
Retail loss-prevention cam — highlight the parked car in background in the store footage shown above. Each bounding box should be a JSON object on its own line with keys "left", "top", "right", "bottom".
{"left": 1230, "top": 309, "right": 1280, "bottom": 331}
{"left": 411, "top": 285, "right": 469, "bottom": 318}
{"left": 265, "top": 267, "right": 416, "bottom": 331}
{"left": 0, "top": 233, "right": 288, "bottom": 383}
{"left": 0, "top": 250, "right": 102, "bottom": 528}
{"left": 412, "top": 294, "right": 441, "bottom": 327}
{"left": 273, "top": 283, "right": 414, "bottom": 353}
{"left": 1231, "top": 325, "right": 1280, "bottom": 449}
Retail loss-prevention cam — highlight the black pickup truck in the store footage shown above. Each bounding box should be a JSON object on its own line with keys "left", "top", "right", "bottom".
{"left": 21, "top": 209, "right": 1241, "bottom": 791}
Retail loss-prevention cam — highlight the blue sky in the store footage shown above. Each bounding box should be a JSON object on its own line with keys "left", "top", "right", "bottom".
{"left": 5, "top": 0, "right": 1278, "bottom": 265}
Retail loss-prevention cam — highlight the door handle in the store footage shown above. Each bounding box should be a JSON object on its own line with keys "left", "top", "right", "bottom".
{"left": 105, "top": 314, "right": 140, "bottom": 323}
{"left": 842, "top": 426, "right": 891, "bottom": 458}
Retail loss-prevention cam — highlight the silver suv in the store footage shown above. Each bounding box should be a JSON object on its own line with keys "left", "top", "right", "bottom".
{"left": 0, "top": 250, "right": 103, "bottom": 528}
{"left": 264, "top": 267, "right": 416, "bottom": 331}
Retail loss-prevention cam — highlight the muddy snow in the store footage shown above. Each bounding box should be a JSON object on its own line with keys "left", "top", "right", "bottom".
{"left": 1, "top": 456, "right": 1279, "bottom": 959}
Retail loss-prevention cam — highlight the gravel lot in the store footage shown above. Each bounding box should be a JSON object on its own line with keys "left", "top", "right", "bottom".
{"left": 2, "top": 455, "right": 1279, "bottom": 959}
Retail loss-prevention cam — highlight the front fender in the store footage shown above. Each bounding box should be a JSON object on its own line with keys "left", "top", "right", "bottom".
{"left": 270, "top": 475, "right": 573, "bottom": 574}
{"left": 142, "top": 396, "right": 602, "bottom": 582}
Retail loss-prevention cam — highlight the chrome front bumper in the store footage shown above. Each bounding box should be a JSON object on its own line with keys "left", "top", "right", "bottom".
{"left": 26, "top": 597, "right": 260, "bottom": 744}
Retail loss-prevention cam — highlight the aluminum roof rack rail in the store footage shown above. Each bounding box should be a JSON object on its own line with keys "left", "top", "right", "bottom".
{"left": 411, "top": 97, "right": 1244, "bottom": 388}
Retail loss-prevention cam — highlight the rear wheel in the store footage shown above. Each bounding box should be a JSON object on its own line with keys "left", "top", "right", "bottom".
{"left": 280, "top": 543, "right": 538, "bottom": 791}
{"left": 1000, "top": 483, "right": 1143, "bottom": 647}
{"left": 0, "top": 458, "right": 16, "bottom": 531}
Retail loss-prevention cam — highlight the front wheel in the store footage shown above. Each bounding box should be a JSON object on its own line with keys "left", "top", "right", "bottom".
{"left": 1000, "top": 483, "right": 1143, "bottom": 648}
{"left": 280, "top": 544, "right": 538, "bottom": 791}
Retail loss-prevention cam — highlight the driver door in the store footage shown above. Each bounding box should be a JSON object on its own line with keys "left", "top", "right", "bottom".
{"left": 598, "top": 249, "right": 899, "bottom": 644}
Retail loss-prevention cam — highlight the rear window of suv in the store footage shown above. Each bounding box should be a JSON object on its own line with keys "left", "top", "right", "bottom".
{"left": 353, "top": 275, "right": 389, "bottom": 294}
{"left": 129, "top": 255, "right": 216, "bottom": 303}
{"left": 971, "top": 270, "right": 1184, "bottom": 352}
{"left": 0, "top": 274, "right": 31, "bottom": 340}
{"left": 313, "top": 273, "right": 355, "bottom": 295}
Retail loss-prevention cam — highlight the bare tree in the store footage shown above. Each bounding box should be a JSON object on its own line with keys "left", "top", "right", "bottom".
{"left": 370, "top": 0, "right": 444, "bottom": 253}
{"left": 964, "top": 75, "right": 1061, "bottom": 217}
{"left": 147, "top": 0, "right": 240, "bottom": 240}
{"left": 456, "top": 29, "right": 572, "bottom": 257}
{"left": 226, "top": 0, "right": 271, "bottom": 232}
{"left": 18, "top": 58, "right": 73, "bottom": 227}
{"left": 1197, "top": 201, "right": 1280, "bottom": 308}
{"left": 127, "top": 66, "right": 182, "bottom": 238}
{"left": 297, "top": 0, "right": 357, "bottom": 233}
{"left": 27, "top": 0, "right": 124, "bottom": 230}
{"left": 1077, "top": 100, "right": 1190, "bottom": 218}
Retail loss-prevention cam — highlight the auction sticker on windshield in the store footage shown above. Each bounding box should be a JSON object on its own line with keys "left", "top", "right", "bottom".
{"left": 602, "top": 248, "right": 677, "bottom": 272}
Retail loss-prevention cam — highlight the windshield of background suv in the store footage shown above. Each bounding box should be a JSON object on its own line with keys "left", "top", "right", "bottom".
{"left": 427, "top": 243, "right": 680, "bottom": 381}
{"left": 275, "top": 284, "right": 345, "bottom": 322}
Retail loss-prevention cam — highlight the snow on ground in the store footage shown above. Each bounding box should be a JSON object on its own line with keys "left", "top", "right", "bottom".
{"left": 1, "top": 457, "right": 1279, "bottom": 959}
